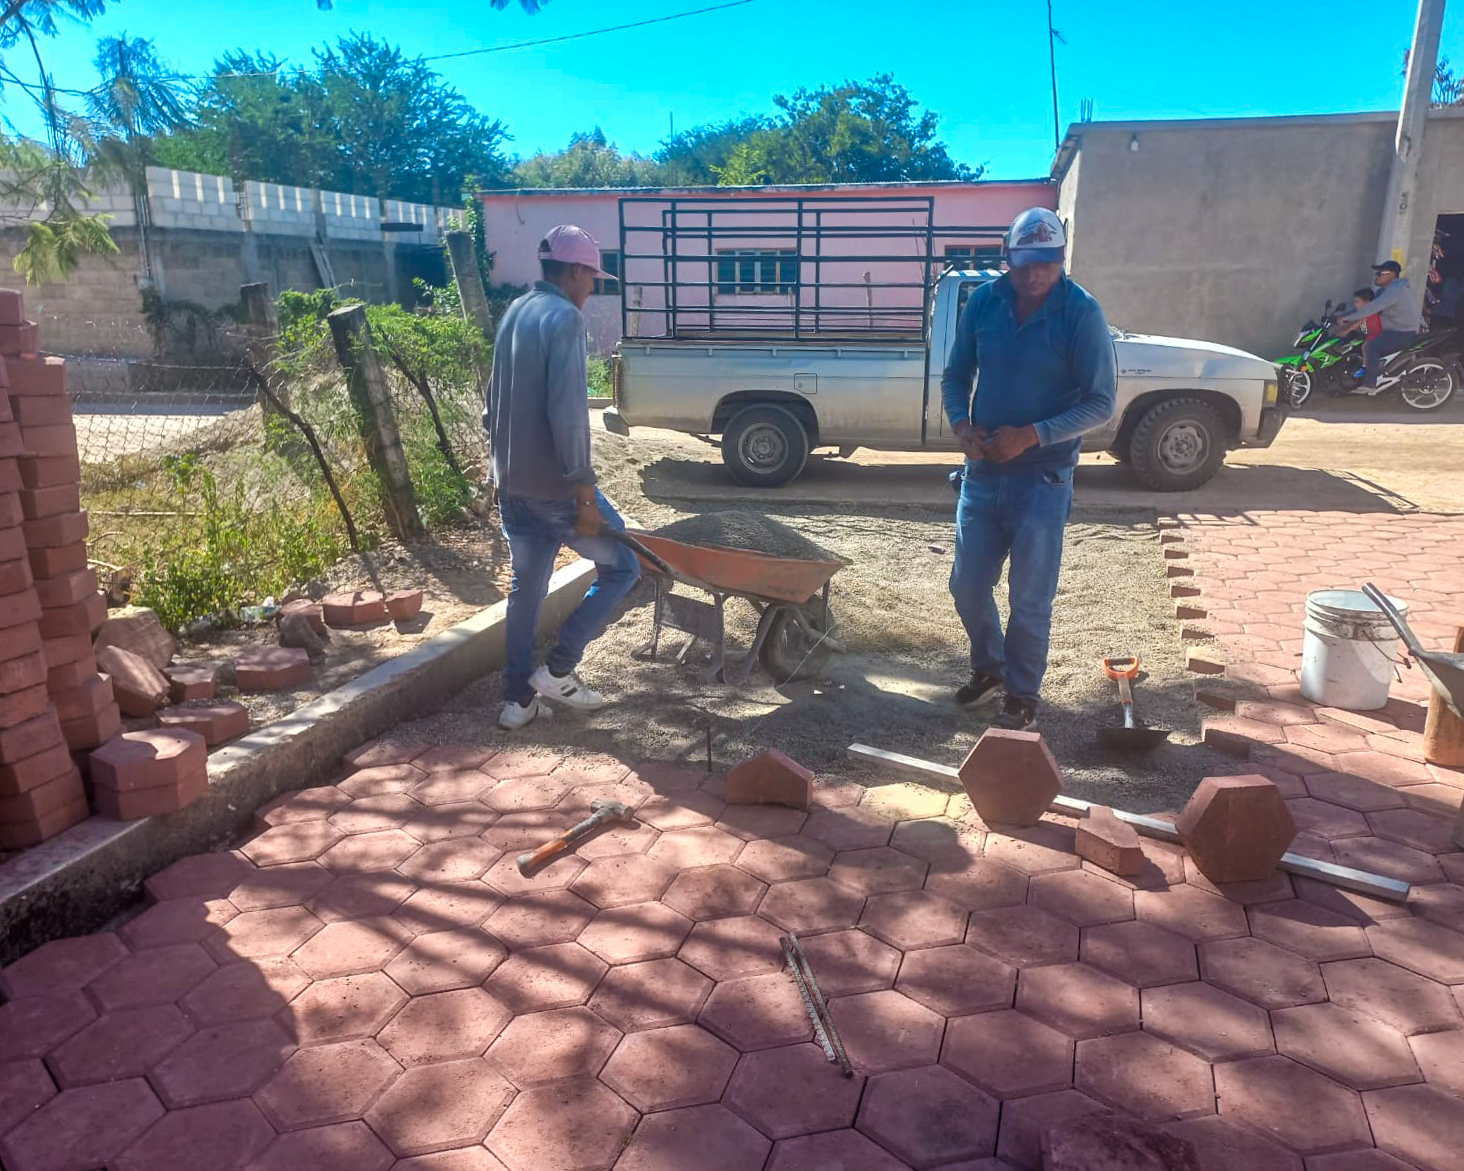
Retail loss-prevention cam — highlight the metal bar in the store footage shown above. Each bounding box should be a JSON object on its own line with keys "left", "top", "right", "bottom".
{"left": 845, "top": 743, "right": 1412, "bottom": 902}
{"left": 788, "top": 933, "right": 854, "bottom": 1077}
{"left": 782, "top": 936, "right": 837, "bottom": 1063}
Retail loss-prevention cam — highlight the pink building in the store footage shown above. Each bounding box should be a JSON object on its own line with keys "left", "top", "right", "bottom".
{"left": 477, "top": 180, "right": 1054, "bottom": 353}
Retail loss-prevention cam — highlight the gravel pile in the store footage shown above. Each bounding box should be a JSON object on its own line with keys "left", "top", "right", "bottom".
{"left": 654, "top": 511, "right": 841, "bottom": 562}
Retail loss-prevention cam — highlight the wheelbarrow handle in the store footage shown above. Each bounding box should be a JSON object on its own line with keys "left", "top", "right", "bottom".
{"left": 604, "top": 528, "right": 674, "bottom": 577}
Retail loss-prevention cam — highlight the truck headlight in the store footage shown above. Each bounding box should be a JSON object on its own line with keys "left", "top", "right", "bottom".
{"left": 1264, "top": 379, "right": 1279, "bottom": 407}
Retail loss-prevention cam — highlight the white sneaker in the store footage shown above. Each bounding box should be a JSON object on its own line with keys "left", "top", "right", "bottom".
{"left": 529, "top": 665, "right": 606, "bottom": 711}
{"left": 498, "top": 696, "right": 553, "bottom": 730}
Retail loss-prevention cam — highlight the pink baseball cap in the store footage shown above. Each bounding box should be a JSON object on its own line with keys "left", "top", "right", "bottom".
{"left": 538, "top": 224, "right": 611, "bottom": 276}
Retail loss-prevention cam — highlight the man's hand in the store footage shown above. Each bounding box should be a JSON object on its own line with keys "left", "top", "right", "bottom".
{"left": 953, "top": 421, "right": 988, "bottom": 462}
{"left": 572, "top": 487, "right": 603, "bottom": 537}
{"left": 982, "top": 424, "right": 1041, "bottom": 464}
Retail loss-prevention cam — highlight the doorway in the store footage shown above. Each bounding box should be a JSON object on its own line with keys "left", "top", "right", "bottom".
{"left": 1426, "top": 213, "right": 1464, "bottom": 329}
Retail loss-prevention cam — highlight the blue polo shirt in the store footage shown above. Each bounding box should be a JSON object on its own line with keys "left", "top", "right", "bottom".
{"left": 940, "top": 273, "right": 1117, "bottom": 471}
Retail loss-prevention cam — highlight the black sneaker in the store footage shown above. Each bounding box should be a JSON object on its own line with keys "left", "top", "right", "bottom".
{"left": 992, "top": 695, "right": 1038, "bottom": 731}
{"left": 956, "top": 672, "right": 1003, "bottom": 707}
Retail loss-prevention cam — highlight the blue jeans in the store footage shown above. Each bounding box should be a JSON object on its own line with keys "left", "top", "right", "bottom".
{"left": 499, "top": 489, "right": 641, "bottom": 706}
{"left": 949, "top": 464, "right": 1073, "bottom": 705}
{"left": 1361, "top": 329, "right": 1415, "bottom": 386}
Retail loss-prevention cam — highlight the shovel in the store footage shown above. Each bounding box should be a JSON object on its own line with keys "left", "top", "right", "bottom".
{"left": 1098, "top": 654, "right": 1171, "bottom": 752}
{"left": 1363, "top": 583, "right": 1464, "bottom": 721}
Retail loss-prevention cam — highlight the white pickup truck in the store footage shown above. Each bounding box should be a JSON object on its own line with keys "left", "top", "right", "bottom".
{"left": 604, "top": 266, "right": 1285, "bottom": 491}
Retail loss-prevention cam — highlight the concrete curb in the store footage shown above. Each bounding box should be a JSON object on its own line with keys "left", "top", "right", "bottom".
{"left": 0, "top": 557, "right": 599, "bottom": 963}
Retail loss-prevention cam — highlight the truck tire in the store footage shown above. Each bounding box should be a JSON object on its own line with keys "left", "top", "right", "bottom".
{"left": 721, "top": 404, "right": 809, "bottom": 487}
{"left": 1127, "top": 396, "right": 1227, "bottom": 492}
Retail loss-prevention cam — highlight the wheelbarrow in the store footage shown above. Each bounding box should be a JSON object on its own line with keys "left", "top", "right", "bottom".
{"left": 606, "top": 529, "right": 848, "bottom": 686}
{"left": 1363, "top": 583, "right": 1464, "bottom": 720}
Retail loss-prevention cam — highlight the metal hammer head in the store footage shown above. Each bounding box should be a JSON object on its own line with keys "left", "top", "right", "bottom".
{"left": 589, "top": 798, "right": 633, "bottom": 823}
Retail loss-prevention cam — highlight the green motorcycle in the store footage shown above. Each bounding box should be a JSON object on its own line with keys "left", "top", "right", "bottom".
{"left": 1276, "top": 300, "right": 1365, "bottom": 407}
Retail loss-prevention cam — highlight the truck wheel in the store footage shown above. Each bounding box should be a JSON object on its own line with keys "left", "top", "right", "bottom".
{"left": 1128, "top": 397, "right": 1227, "bottom": 491}
{"left": 722, "top": 404, "right": 809, "bottom": 487}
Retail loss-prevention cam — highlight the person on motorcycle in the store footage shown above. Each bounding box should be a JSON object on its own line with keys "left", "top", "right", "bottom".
{"left": 1335, "top": 260, "right": 1422, "bottom": 393}
{"left": 1339, "top": 287, "right": 1380, "bottom": 344}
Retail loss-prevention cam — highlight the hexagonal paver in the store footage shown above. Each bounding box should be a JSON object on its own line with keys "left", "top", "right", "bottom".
{"left": 827, "top": 990, "right": 944, "bottom": 1073}
{"left": 486, "top": 1080, "right": 636, "bottom": 1171}
{"left": 1016, "top": 962, "right": 1139, "bottom": 1039}
{"left": 698, "top": 972, "right": 813, "bottom": 1051}
{"left": 410, "top": 768, "right": 495, "bottom": 806}
{"left": 316, "top": 828, "right": 423, "bottom": 874}
{"left": 924, "top": 860, "right": 1028, "bottom": 914}
{"left": 966, "top": 904, "right": 1080, "bottom": 967}
{"left": 1285, "top": 797, "right": 1370, "bottom": 842}
{"left": 663, "top": 864, "right": 767, "bottom": 920}
{"left": 365, "top": 1058, "right": 515, "bottom": 1157}
{"left": 377, "top": 988, "right": 513, "bottom": 1066}
{"left": 716, "top": 803, "right": 807, "bottom": 841}
{"left": 765, "top": 1130, "right": 912, "bottom": 1171}
{"left": 1134, "top": 884, "right": 1250, "bottom": 942}
{"left": 117, "top": 897, "right": 238, "bottom": 950}
{"left": 1368, "top": 807, "right": 1459, "bottom": 854}
{"left": 860, "top": 889, "right": 967, "bottom": 951}
{"left": 1410, "top": 1028, "right": 1464, "bottom": 1098}
{"left": 793, "top": 928, "right": 901, "bottom": 998}
{"left": 958, "top": 727, "right": 1063, "bottom": 827}
{"left": 646, "top": 825, "right": 745, "bottom": 869}
{"left": 385, "top": 927, "right": 508, "bottom": 994}
{"left": 258, "top": 785, "right": 354, "bottom": 824}
{"left": 1323, "top": 957, "right": 1463, "bottom": 1035}
{"left": 895, "top": 943, "right": 1015, "bottom": 1017}
{"left": 48, "top": 1004, "right": 194, "bottom": 1088}
{"left": 724, "top": 1043, "right": 865, "bottom": 1139}
{"left": 243, "top": 1121, "right": 394, "bottom": 1171}
{"left": 1366, "top": 917, "right": 1464, "bottom": 984}
{"left": 180, "top": 958, "right": 311, "bottom": 1026}
{"left": 112, "top": 1099, "right": 275, "bottom": 1171}
{"left": 0, "top": 933, "right": 128, "bottom": 998}
{"left": 942, "top": 1008, "right": 1073, "bottom": 1099}
{"left": 0, "top": 991, "right": 97, "bottom": 1063}
{"left": 1080, "top": 921, "right": 1197, "bottom": 988}
{"left": 227, "top": 862, "right": 334, "bottom": 912}
{"left": 240, "top": 821, "right": 346, "bottom": 866}
{"left": 289, "top": 917, "right": 413, "bottom": 979}
{"left": 636, "top": 792, "right": 724, "bottom": 831}
{"left": 486, "top": 1006, "right": 620, "bottom": 1087}
{"left": 1332, "top": 836, "right": 1444, "bottom": 886}
{"left": 480, "top": 775, "right": 569, "bottom": 812}
{"left": 994, "top": 1088, "right": 1110, "bottom": 1169}
{"left": 0, "top": 1079, "right": 164, "bottom": 1171}
{"left": 678, "top": 914, "right": 785, "bottom": 980}
{"left": 735, "top": 835, "right": 833, "bottom": 883}
{"left": 84, "top": 941, "right": 217, "bottom": 1011}
{"left": 0, "top": 1058, "right": 55, "bottom": 1136}
{"left": 484, "top": 942, "right": 608, "bottom": 1014}
{"left": 1249, "top": 899, "right": 1370, "bottom": 963}
{"left": 1076, "top": 1031, "right": 1215, "bottom": 1120}
{"left": 485, "top": 891, "right": 598, "bottom": 950}
{"left": 145, "top": 852, "right": 258, "bottom": 902}
{"left": 1215, "top": 1055, "right": 1371, "bottom": 1154}
{"left": 827, "top": 846, "right": 928, "bottom": 896}
{"left": 600, "top": 1023, "right": 737, "bottom": 1112}
{"left": 1164, "top": 1115, "right": 1303, "bottom": 1171}
{"left": 758, "top": 877, "right": 865, "bottom": 934}
{"left": 253, "top": 1038, "right": 402, "bottom": 1130}
{"left": 1199, "top": 936, "right": 1326, "bottom": 1010}
{"left": 1272, "top": 1002, "right": 1421, "bottom": 1090}
{"left": 1029, "top": 869, "right": 1135, "bottom": 927}
{"left": 1143, "top": 980, "right": 1274, "bottom": 1061}
{"left": 801, "top": 805, "right": 894, "bottom": 851}
{"left": 328, "top": 793, "right": 422, "bottom": 836}
{"left": 578, "top": 902, "right": 693, "bottom": 965}
{"left": 390, "top": 881, "right": 500, "bottom": 934}
{"left": 985, "top": 826, "right": 1082, "bottom": 876}
{"left": 570, "top": 855, "right": 679, "bottom": 909}
{"left": 395, "top": 839, "right": 502, "bottom": 886}
{"left": 286, "top": 971, "right": 410, "bottom": 1045}
{"left": 857, "top": 1064, "right": 1000, "bottom": 1167}
{"left": 482, "top": 811, "right": 578, "bottom": 856}
{"left": 483, "top": 749, "right": 564, "bottom": 780}
{"left": 204, "top": 907, "right": 324, "bottom": 964}
{"left": 573, "top": 819, "right": 658, "bottom": 861}
{"left": 310, "top": 872, "right": 419, "bottom": 924}
{"left": 615, "top": 1103, "right": 771, "bottom": 1171}
{"left": 343, "top": 737, "right": 427, "bottom": 770}
{"left": 588, "top": 957, "right": 711, "bottom": 1032}
{"left": 481, "top": 850, "right": 584, "bottom": 897}
{"left": 338, "top": 765, "right": 423, "bottom": 798}
{"left": 1364, "top": 1082, "right": 1464, "bottom": 1171}
{"left": 415, "top": 745, "right": 496, "bottom": 773}
{"left": 149, "top": 1018, "right": 294, "bottom": 1107}
{"left": 400, "top": 801, "right": 497, "bottom": 844}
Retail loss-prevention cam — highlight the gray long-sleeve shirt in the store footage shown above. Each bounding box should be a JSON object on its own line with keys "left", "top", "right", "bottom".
{"left": 484, "top": 282, "right": 596, "bottom": 501}
{"left": 1340, "top": 277, "right": 1423, "bottom": 333}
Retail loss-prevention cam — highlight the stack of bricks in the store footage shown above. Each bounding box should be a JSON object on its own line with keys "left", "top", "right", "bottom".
{"left": 0, "top": 288, "right": 120, "bottom": 848}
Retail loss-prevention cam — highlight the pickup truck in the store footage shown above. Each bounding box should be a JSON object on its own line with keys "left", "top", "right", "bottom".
{"left": 604, "top": 266, "right": 1285, "bottom": 491}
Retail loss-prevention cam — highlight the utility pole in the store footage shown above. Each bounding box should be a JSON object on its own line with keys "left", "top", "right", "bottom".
{"left": 1047, "top": 1, "right": 1063, "bottom": 152}
{"left": 1377, "top": 0, "right": 1446, "bottom": 269}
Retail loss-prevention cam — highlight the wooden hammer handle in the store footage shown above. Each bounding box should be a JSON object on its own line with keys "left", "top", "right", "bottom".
{"left": 517, "top": 832, "right": 574, "bottom": 874}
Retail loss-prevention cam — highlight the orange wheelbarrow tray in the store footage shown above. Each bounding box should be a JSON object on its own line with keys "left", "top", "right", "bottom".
{"left": 607, "top": 528, "right": 849, "bottom": 686}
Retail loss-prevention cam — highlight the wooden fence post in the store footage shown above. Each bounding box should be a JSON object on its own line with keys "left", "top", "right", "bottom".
{"left": 326, "top": 304, "right": 425, "bottom": 541}
{"left": 1426, "top": 625, "right": 1464, "bottom": 769}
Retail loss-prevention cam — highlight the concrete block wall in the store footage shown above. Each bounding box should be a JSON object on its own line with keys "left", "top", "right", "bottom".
{"left": 321, "top": 190, "right": 382, "bottom": 242}
{"left": 243, "top": 180, "right": 317, "bottom": 238}
{"left": 144, "top": 167, "right": 242, "bottom": 233}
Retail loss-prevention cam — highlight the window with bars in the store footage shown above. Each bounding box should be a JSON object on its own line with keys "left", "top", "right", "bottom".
{"left": 945, "top": 244, "right": 1003, "bottom": 269}
{"left": 594, "top": 250, "right": 621, "bottom": 296}
{"left": 715, "top": 249, "right": 798, "bottom": 295}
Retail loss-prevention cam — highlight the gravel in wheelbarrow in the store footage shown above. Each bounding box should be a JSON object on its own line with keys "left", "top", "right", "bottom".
{"left": 655, "top": 511, "right": 844, "bottom": 563}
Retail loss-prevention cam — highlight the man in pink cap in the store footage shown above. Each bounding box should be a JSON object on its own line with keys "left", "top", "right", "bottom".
{"left": 485, "top": 224, "right": 641, "bottom": 730}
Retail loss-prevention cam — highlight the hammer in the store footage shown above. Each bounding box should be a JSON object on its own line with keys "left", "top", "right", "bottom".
{"left": 516, "top": 798, "right": 634, "bottom": 876}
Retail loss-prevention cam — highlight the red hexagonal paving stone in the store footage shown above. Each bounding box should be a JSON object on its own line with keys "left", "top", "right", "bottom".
{"left": 82, "top": 940, "right": 216, "bottom": 1011}
{"left": 286, "top": 971, "right": 408, "bottom": 1046}
{"left": 410, "top": 745, "right": 495, "bottom": 773}
{"left": 385, "top": 927, "right": 508, "bottom": 994}
{"left": 364, "top": 1058, "right": 515, "bottom": 1157}
{"left": 1183, "top": 860, "right": 1294, "bottom": 907}
{"left": 827, "top": 989, "right": 944, "bottom": 1074}
{"left": 958, "top": 727, "right": 1064, "bottom": 828}
{"left": 715, "top": 803, "right": 807, "bottom": 841}
{"left": 243, "top": 1121, "right": 394, "bottom": 1171}
{"left": 600, "top": 1023, "right": 737, "bottom": 1113}
{"left": 486, "top": 1078, "right": 635, "bottom": 1171}
{"left": 0, "top": 1078, "right": 164, "bottom": 1171}
{"left": 1079, "top": 921, "right": 1198, "bottom": 988}
{"left": 577, "top": 901, "right": 692, "bottom": 965}
{"left": 0, "top": 990, "right": 97, "bottom": 1062}
{"left": 1176, "top": 776, "right": 1298, "bottom": 885}
{"left": 396, "top": 838, "right": 502, "bottom": 886}
{"left": 1271, "top": 1001, "right": 1420, "bottom": 1091}
{"left": 571, "top": 818, "right": 658, "bottom": 862}
{"left": 389, "top": 880, "right": 499, "bottom": 933}
{"left": 289, "top": 917, "right": 412, "bottom": 979}
{"left": 1076, "top": 1031, "right": 1216, "bottom": 1121}
{"left": 1133, "top": 884, "right": 1250, "bottom": 942}
{"left": 645, "top": 825, "right": 745, "bottom": 870}
{"left": 661, "top": 864, "right": 767, "bottom": 921}
{"left": 389, "top": 1150, "right": 512, "bottom": 1171}
{"left": 925, "top": 857, "right": 1029, "bottom": 911}
{"left": 1332, "top": 751, "right": 1432, "bottom": 788}
{"left": 791, "top": 928, "right": 901, "bottom": 998}
{"left": 1198, "top": 936, "right": 1325, "bottom": 1010}
{"left": 241, "top": 821, "right": 347, "bottom": 866}
{"left": 0, "top": 1057, "right": 55, "bottom": 1136}
{"left": 484, "top": 1006, "right": 620, "bottom": 1088}
{"left": 112, "top": 1098, "right": 276, "bottom": 1171}
{"left": 993, "top": 1088, "right": 1116, "bottom": 1169}
{"left": 343, "top": 736, "right": 428, "bottom": 770}
{"left": 890, "top": 815, "right": 985, "bottom": 862}
{"left": 1322, "top": 956, "right": 1462, "bottom": 1036}
{"left": 181, "top": 958, "right": 311, "bottom": 1026}
{"left": 338, "top": 765, "right": 424, "bottom": 798}
{"left": 309, "top": 871, "right": 419, "bottom": 924}
{"left": 117, "top": 895, "right": 238, "bottom": 949}
{"left": 482, "top": 748, "right": 564, "bottom": 781}
{"left": 1304, "top": 772, "right": 1405, "bottom": 814}
{"left": 410, "top": 769, "right": 496, "bottom": 807}
{"left": 1363, "top": 1083, "right": 1464, "bottom": 1171}
{"left": 234, "top": 646, "right": 311, "bottom": 691}
{"left": 156, "top": 701, "right": 250, "bottom": 746}
{"left": 758, "top": 877, "right": 864, "bottom": 934}
{"left": 374, "top": 988, "right": 512, "bottom": 1067}
{"left": 322, "top": 590, "right": 387, "bottom": 627}
{"left": 400, "top": 800, "right": 498, "bottom": 844}
{"left": 857, "top": 1063, "right": 999, "bottom": 1168}
{"left": 569, "top": 854, "right": 679, "bottom": 909}
{"left": 724, "top": 1042, "right": 865, "bottom": 1140}
{"left": 1143, "top": 980, "right": 1274, "bottom": 1061}
{"left": 1284, "top": 797, "right": 1370, "bottom": 842}
{"left": 966, "top": 904, "right": 1080, "bottom": 967}
{"left": 800, "top": 804, "right": 894, "bottom": 851}
{"left": 482, "top": 942, "right": 607, "bottom": 1015}
{"left": 0, "top": 932, "right": 128, "bottom": 998}
{"left": 1164, "top": 1115, "right": 1303, "bottom": 1171}
{"left": 327, "top": 793, "right": 422, "bottom": 836}
{"left": 253, "top": 1038, "right": 401, "bottom": 1130}
{"left": 697, "top": 972, "right": 813, "bottom": 1051}
{"left": 859, "top": 889, "right": 967, "bottom": 951}
{"left": 1028, "top": 869, "right": 1136, "bottom": 928}
{"left": 895, "top": 943, "right": 1015, "bottom": 1017}
{"left": 615, "top": 1103, "right": 772, "bottom": 1171}
{"left": 636, "top": 791, "right": 724, "bottom": 831}
{"left": 1016, "top": 962, "right": 1139, "bottom": 1040}
{"left": 826, "top": 846, "right": 929, "bottom": 896}
{"left": 479, "top": 775, "right": 569, "bottom": 813}
{"left": 1409, "top": 1028, "right": 1464, "bottom": 1098}
{"left": 551, "top": 754, "right": 633, "bottom": 788}
{"left": 765, "top": 1129, "right": 918, "bottom": 1171}
{"left": 204, "top": 906, "right": 324, "bottom": 964}
{"left": 588, "top": 957, "right": 711, "bottom": 1032}
{"left": 485, "top": 890, "right": 598, "bottom": 951}
{"left": 678, "top": 913, "right": 786, "bottom": 980}
{"left": 1365, "top": 917, "right": 1464, "bottom": 984}
{"left": 150, "top": 1018, "right": 296, "bottom": 1107}
{"left": 1213, "top": 1055, "right": 1371, "bottom": 1155}
{"left": 481, "top": 851, "right": 584, "bottom": 899}
{"left": 317, "top": 828, "right": 433, "bottom": 874}
{"left": 941, "top": 1008, "right": 1073, "bottom": 1099}
{"left": 734, "top": 835, "right": 833, "bottom": 883}
{"left": 985, "top": 824, "right": 1082, "bottom": 876}
{"left": 1248, "top": 899, "right": 1371, "bottom": 963}
{"left": 48, "top": 1003, "right": 194, "bottom": 1088}
{"left": 227, "top": 861, "right": 334, "bottom": 912}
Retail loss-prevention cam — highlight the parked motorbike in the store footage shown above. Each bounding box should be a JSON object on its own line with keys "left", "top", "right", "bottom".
{"left": 1276, "top": 300, "right": 1365, "bottom": 407}
{"left": 1356, "top": 325, "right": 1461, "bottom": 411}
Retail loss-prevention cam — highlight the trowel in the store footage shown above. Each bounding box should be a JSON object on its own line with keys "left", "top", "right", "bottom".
{"left": 1098, "top": 654, "right": 1171, "bottom": 752}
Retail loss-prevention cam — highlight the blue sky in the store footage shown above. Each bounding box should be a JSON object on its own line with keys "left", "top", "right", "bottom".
{"left": 12, "top": 0, "right": 1464, "bottom": 180}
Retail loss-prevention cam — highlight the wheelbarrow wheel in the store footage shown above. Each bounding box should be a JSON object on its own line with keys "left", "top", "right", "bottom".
{"left": 760, "top": 602, "right": 836, "bottom": 682}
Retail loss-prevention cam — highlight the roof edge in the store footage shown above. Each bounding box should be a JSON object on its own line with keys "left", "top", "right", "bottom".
{"left": 476, "top": 177, "right": 1055, "bottom": 198}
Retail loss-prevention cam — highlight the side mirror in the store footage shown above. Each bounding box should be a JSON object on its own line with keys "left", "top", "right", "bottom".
{"left": 1324, "top": 300, "right": 1333, "bottom": 312}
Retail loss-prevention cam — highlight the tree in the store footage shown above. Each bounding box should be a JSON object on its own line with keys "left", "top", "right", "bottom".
{"left": 654, "top": 116, "right": 769, "bottom": 186}
{"left": 511, "top": 128, "right": 661, "bottom": 188}
{"left": 1435, "top": 56, "right": 1463, "bottom": 106}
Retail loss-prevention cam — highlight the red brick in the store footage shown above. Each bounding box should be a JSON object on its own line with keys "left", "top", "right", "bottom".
{"left": 60, "top": 701, "right": 121, "bottom": 751}
{"left": 93, "top": 608, "right": 175, "bottom": 670}
{"left": 90, "top": 726, "right": 208, "bottom": 792}
{"left": 165, "top": 661, "right": 218, "bottom": 702}
{"left": 322, "top": 590, "right": 387, "bottom": 627}
{"left": 0, "top": 708, "right": 63, "bottom": 761}
{"left": 1044, "top": 1111, "right": 1201, "bottom": 1171}
{"left": 0, "top": 289, "right": 23, "bottom": 325}
{"left": 37, "top": 592, "right": 106, "bottom": 638}
{"left": 1176, "top": 774, "right": 1298, "bottom": 884}
{"left": 0, "top": 489, "right": 18, "bottom": 526}
{"left": 28, "top": 539, "right": 86, "bottom": 578}
{"left": 44, "top": 633, "right": 93, "bottom": 668}
{"left": 0, "top": 586, "right": 41, "bottom": 629}
{"left": 0, "top": 648, "right": 46, "bottom": 694}
{"left": 18, "top": 423, "right": 77, "bottom": 458}
{"left": 19, "top": 482, "right": 81, "bottom": 521}
{"left": 1076, "top": 806, "right": 1145, "bottom": 876}
{"left": 31, "top": 566, "right": 96, "bottom": 607}
{"left": 95, "top": 769, "right": 208, "bottom": 820}
{"left": 0, "top": 320, "right": 39, "bottom": 354}
{"left": 724, "top": 748, "right": 813, "bottom": 810}
{"left": 158, "top": 701, "right": 250, "bottom": 746}
{"left": 1186, "top": 648, "right": 1226, "bottom": 674}
{"left": 279, "top": 599, "right": 325, "bottom": 636}
{"left": 95, "top": 643, "right": 169, "bottom": 715}
{"left": 0, "top": 766, "right": 83, "bottom": 822}
{"left": 234, "top": 646, "right": 311, "bottom": 690}
{"left": 0, "top": 555, "right": 32, "bottom": 596}
{"left": 46, "top": 654, "right": 96, "bottom": 692}
{"left": 0, "top": 619, "right": 40, "bottom": 667}
{"left": 0, "top": 680, "right": 48, "bottom": 729}
{"left": 5, "top": 355, "right": 64, "bottom": 396}
{"left": 9, "top": 394, "right": 71, "bottom": 427}
{"left": 18, "top": 452, "right": 79, "bottom": 488}
{"left": 0, "top": 522, "right": 23, "bottom": 561}
{"left": 0, "top": 793, "right": 87, "bottom": 847}
{"left": 958, "top": 728, "right": 1064, "bottom": 826}
{"left": 0, "top": 458, "right": 17, "bottom": 492}
{"left": 0, "top": 394, "right": 8, "bottom": 422}
{"left": 0, "top": 420, "right": 20, "bottom": 458}
{"left": 385, "top": 589, "right": 423, "bottom": 620}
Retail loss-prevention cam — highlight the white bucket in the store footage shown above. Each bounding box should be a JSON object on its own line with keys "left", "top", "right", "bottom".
{"left": 1299, "top": 589, "right": 1407, "bottom": 711}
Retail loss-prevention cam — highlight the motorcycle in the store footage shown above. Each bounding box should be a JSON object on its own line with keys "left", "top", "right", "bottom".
{"left": 1353, "top": 324, "right": 1461, "bottom": 411}
{"left": 1276, "top": 300, "right": 1365, "bottom": 408}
